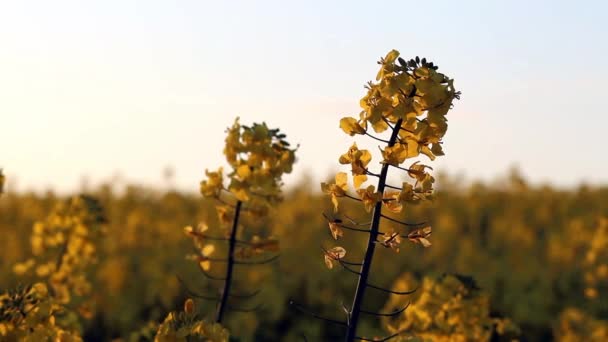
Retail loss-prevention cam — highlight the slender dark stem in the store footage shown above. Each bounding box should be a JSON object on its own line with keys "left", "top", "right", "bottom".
{"left": 366, "top": 170, "right": 381, "bottom": 178}
{"left": 228, "top": 289, "right": 261, "bottom": 298}
{"left": 200, "top": 269, "right": 227, "bottom": 281}
{"left": 190, "top": 234, "right": 254, "bottom": 246}
{"left": 364, "top": 132, "right": 390, "bottom": 144}
{"left": 384, "top": 184, "right": 401, "bottom": 190}
{"left": 345, "top": 119, "right": 403, "bottom": 342}
{"left": 234, "top": 254, "right": 280, "bottom": 265}
{"left": 289, "top": 300, "right": 347, "bottom": 327}
{"left": 387, "top": 163, "right": 433, "bottom": 173}
{"left": 177, "top": 276, "right": 219, "bottom": 301}
{"left": 366, "top": 283, "right": 417, "bottom": 295}
{"left": 354, "top": 329, "right": 406, "bottom": 341}
{"left": 228, "top": 303, "right": 263, "bottom": 312}
{"left": 215, "top": 200, "right": 242, "bottom": 323}
{"left": 381, "top": 118, "right": 395, "bottom": 130}
{"left": 190, "top": 234, "right": 228, "bottom": 242}
{"left": 322, "top": 213, "right": 381, "bottom": 235}
{"left": 380, "top": 214, "right": 426, "bottom": 227}
{"left": 338, "top": 260, "right": 363, "bottom": 276}
{"left": 360, "top": 303, "right": 409, "bottom": 317}
{"left": 336, "top": 223, "right": 376, "bottom": 234}
{"left": 342, "top": 214, "right": 371, "bottom": 226}
{"left": 344, "top": 194, "right": 363, "bottom": 202}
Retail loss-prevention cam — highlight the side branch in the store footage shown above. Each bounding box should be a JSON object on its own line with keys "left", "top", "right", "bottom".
{"left": 361, "top": 303, "right": 409, "bottom": 317}
{"left": 176, "top": 276, "right": 219, "bottom": 301}
{"left": 289, "top": 300, "right": 347, "bottom": 327}
{"left": 322, "top": 213, "right": 379, "bottom": 235}
{"left": 228, "top": 303, "right": 263, "bottom": 312}
{"left": 234, "top": 254, "right": 280, "bottom": 265}
{"left": 383, "top": 184, "right": 402, "bottom": 191}
{"left": 200, "top": 269, "right": 227, "bottom": 281}
{"left": 366, "top": 283, "right": 418, "bottom": 295}
{"left": 380, "top": 214, "right": 426, "bottom": 227}
{"left": 365, "top": 132, "right": 390, "bottom": 144}
{"left": 355, "top": 330, "right": 406, "bottom": 342}
{"left": 228, "top": 289, "right": 261, "bottom": 298}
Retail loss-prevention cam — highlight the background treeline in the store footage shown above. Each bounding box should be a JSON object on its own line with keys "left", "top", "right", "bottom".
{"left": 1, "top": 171, "right": 607, "bottom": 341}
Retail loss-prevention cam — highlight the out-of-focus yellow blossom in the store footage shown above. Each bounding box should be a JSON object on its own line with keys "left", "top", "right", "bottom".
{"left": 12, "top": 195, "right": 105, "bottom": 316}
{"left": 555, "top": 308, "right": 608, "bottom": 342}
{"left": 382, "top": 273, "right": 519, "bottom": 341}
{"left": 0, "top": 283, "right": 83, "bottom": 341}
{"left": 155, "top": 299, "right": 229, "bottom": 342}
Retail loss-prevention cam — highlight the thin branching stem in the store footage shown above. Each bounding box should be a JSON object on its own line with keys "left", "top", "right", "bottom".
{"left": 345, "top": 119, "right": 403, "bottom": 342}
{"left": 384, "top": 184, "right": 402, "bottom": 191}
{"left": 228, "top": 303, "right": 263, "bottom": 312}
{"left": 189, "top": 233, "right": 254, "bottom": 246}
{"left": 338, "top": 261, "right": 363, "bottom": 276}
{"left": 206, "top": 257, "right": 229, "bottom": 262}
{"left": 360, "top": 303, "right": 409, "bottom": 317}
{"left": 342, "top": 214, "right": 371, "bottom": 226}
{"left": 344, "top": 194, "right": 363, "bottom": 202}
{"left": 176, "top": 276, "right": 219, "bottom": 301}
{"left": 387, "top": 163, "right": 433, "bottom": 173}
{"left": 381, "top": 118, "right": 395, "bottom": 130}
{"left": 228, "top": 289, "right": 261, "bottom": 299}
{"left": 366, "top": 283, "right": 418, "bottom": 296}
{"left": 366, "top": 170, "right": 381, "bottom": 178}
{"left": 199, "top": 269, "right": 227, "bottom": 281}
{"left": 289, "top": 301, "right": 347, "bottom": 327}
{"left": 355, "top": 329, "right": 406, "bottom": 342}
{"left": 380, "top": 214, "right": 426, "bottom": 227}
{"left": 322, "top": 213, "right": 380, "bottom": 235}
{"left": 337, "top": 224, "right": 374, "bottom": 234}
{"left": 364, "top": 132, "right": 390, "bottom": 144}
{"left": 216, "top": 200, "right": 242, "bottom": 323}
{"left": 234, "top": 254, "right": 280, "bottom": 265}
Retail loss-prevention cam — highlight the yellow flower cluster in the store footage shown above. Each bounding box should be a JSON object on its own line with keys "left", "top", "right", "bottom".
{"left": 155, "top": 299, "right": 230, "bottom": 342}
{"left": 554, "top": 308, "right": 608, "bottom": 342}
{"left": 0, "top": 283, "right": 82, "bottom": 341}
{"left": 201, "top": 118, "right": 297, "bottom": 209}
{"left": 546, "top": 217, "right": 608, "bottom": 301}
{"left": 323, "top": 50, "right": 458, "bottom": 215}
{"left": 13, "top": 196, "right": 105, "bottom": 312}
{"left": 192, "top": 118, "right": 296, "bottom": 272}
{"left": 344, "top": 50, "right": 457, "bottom": 154}
{"left": 382, "top": 273, "right": 519, "bottom": 341}
{"left": 583, "top": 218, "right": 608, "bottom": 300}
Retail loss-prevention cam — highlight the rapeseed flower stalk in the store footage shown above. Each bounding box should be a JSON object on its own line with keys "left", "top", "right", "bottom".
{"left": 5, "top": 195, "right": 106, "bottom": 339}
{"left": 296, "top": 50, "right": 459, "bottom": 341}
{"left": 381, "top": 273, "right": 520, "bottom": 341}
{"left": 184, "top": 118, "right": 297, "bottom": 325}
{"left": 0, "top": 283, "right": 83, "bottom": 340}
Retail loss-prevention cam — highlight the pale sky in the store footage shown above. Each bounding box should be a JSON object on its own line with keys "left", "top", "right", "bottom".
{"left": 1, "top": 0, "right": 607, "bottom": 193}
